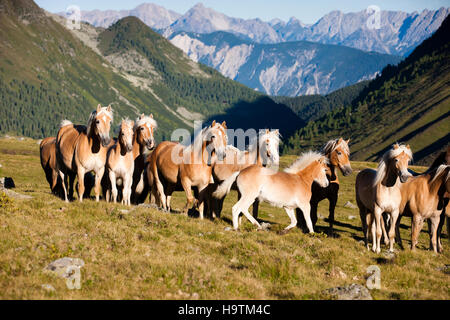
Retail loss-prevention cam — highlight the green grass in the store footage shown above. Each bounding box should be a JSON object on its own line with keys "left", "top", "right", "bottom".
{"left": 0, "top": 137, "right": 449, "bottom": 300}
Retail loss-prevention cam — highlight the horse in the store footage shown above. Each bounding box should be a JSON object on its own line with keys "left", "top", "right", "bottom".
{"left": 355, "top": 143, "right": 413, "bottom": 253}
{"left": 56, "top": 104, "right": 113, "bottom": 202}
{"left": 105, "top": 119, "right": 135, "bottom": 205}
{"left": 396, "top": 164, "right": 450, "bottom": 253}
{"left": 214, "top": 151, "right": 329, "bottom": 232}
{"left": 202, "top": 129, "right": 280, "bottom": 219}
{"left": 130, "top": 114, "right": 157, "bottom": 204}
{"left": 40, "top": 137, "right": 94, "bottom": 199}
{"left": 295, "top": 138, "right": 352, "bottom": 235}
{"left": 148, "top": 120, "right": 228, "bottom": 219}
{"left": 394, "top": 146, "right": 450, "bottom": 250}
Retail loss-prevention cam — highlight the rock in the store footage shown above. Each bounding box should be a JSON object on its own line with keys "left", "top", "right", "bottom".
{"left": 119, "top": 209, "right": 130, "bottom": 214}
{"left": 344, "top": 201, "right": 357, "bottom": 209}
{"left": 44, "top": 257, "right": 85, "bottom": 279}
{"left": 137, "top": 203, "right": 159, "bottom": 209}
{"left": 1, "top": 188, "right": 32, "bottom": 200}
{"left": 260, "top": 222, "right": 271, "bottom": 230}
{"left": 41, "top": 284, "right": 56, "bottom": 292}
{"left": 436, "top": 265, "right": 450, "bottom": 275}
{"left": 0, "top": 177, "right": 15, "bottom": 189}
{"left": 325, "top": 283, "right": 372, "bottom": 300}
{"left": 317, "top": 213, "right": 325, "bottom": 219}
{"left": 348, "top": 215, "right": 356, "bottom": 220}
{"left": 224, "top": 227, "right": 232, "bottom": 231}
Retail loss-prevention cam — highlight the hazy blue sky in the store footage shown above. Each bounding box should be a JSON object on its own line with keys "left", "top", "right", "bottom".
{"left": 35, "top": 0, "right": 449, "bottom": 24}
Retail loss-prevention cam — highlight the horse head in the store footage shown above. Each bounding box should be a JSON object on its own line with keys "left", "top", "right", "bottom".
{"left": 389, "top": 144, "right": 413, "bottom": 183}
{"left": 90, "top": 104, "right": 113, "bottom": 147}
{"left": 205, "top": 120, "right": 228, "bottom": 161}
{"left": 323, "top": 138, "right": 352, "bottom": 176}
{"left": 259, "top": 129, "right": 280, "bottom": 167}
{"left": 119, "top": 119, "right": 134, "bottom": 153}
{"left": 135, "top": 114, "right": 157, "bottom": 151}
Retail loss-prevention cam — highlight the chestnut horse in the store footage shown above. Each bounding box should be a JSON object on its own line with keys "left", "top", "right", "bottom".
{"left": 356, "top": 143, "right": 413, "bottom": 253}
{"left": 214, "top": 151, "right": 329, "bottom": 232}
{"left": 204, "top": 129, "right": 280, "bottom": 219}
{"left": 149, "top": 121, "right": 228, "bottom": 219}
{"left": 295, "top": 138, "right": 352, "bottom": 235}
{"left": 40, "top": 137, "right": 94, "bottom": 199}
{"left": 105, "top": 119, "right": 135, "bottom": 205}
{"left": 397, "top": 164, "right": 450, "bottom": 253}
{"left": 56, "top": 104, "right": 113, "bottom": 202}
{"left": 130, "top": 114, "right": 157, "bottom": 204}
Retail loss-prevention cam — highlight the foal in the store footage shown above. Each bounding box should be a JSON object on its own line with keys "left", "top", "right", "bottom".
{"left": 215, "top": 151, "right": 329, "bottom": 232}
{"left": 356, "top": 143, "right": 413, "bottom": 253}
{"left": 106, "top": 119, "right": 135, "bottom": 205}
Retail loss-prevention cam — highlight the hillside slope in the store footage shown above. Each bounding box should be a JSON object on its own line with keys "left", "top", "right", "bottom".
{"left": 284, "top": 16, "right": 450, "bottom": 165}
{"left": 0, "top": 0, "right": 302, "bottom": 140}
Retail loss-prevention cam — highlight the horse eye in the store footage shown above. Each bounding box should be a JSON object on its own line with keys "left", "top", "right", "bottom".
{"left": 95, "top": 120, "right": 100, "bottom": 124}
{"left": 140, "top": 127, "right": 144, "bottom": 131}
{"left": 337, "top": 151, "right": 342, "bottom": 155}
{"left": 211, "top": 135, "right": 216, "bottom": 140}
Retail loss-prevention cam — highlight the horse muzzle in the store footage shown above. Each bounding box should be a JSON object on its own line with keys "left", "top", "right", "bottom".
{"left": 341, "top": 165, "right": 353, "bottom": 176}
{"left": 101, "top": 136, "right": 111, "bottom": 148}
{"left": 399, "top": 171, "right": 412, "bottom": 183}
{"left": 146, "top": 139, "right": 155, "bottom": 151}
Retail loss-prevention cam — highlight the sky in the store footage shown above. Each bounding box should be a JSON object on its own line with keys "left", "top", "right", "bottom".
{"left": 34, "top": 0, "right": 449, "bottom": 24}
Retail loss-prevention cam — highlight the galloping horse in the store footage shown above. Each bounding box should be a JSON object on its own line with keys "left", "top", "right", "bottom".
{"left": 296, "top": 138, "right": 352, "bottom": 234}
{"left": 105, "top": 119, "right": 135, "bottom": 205}
{"left": 40, "top": 137, "right": 94, "bottom": 199}
{"left": 149, "top": 121, "right": 228, "bottom": 219}
{"left": 56, "top": 104, "right": 113, "bottom": 202}
{"left": 204, "top": 129, "right": 280, "bottom": 219}
{"left": 130, "top": 114, "right": 157, "bottom": 204}
{"left": 214, "top": 151, "right": 329, "bottom": 232}
{"left": 397, "top": 164, "right": 450, "bottom": 253}
{"left": 356, "top": 143, "right": 413, "bottom": 253}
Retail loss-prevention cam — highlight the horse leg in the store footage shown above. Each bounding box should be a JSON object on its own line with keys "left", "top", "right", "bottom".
{"left": 77, "top": 167, "right": 86, "bottom": 203}
{"left": 232, "top": 195, "right": 258, "bottom": 230}
{"left": 429, "top": 215, "right": 440, "bottom": 253}
{"left": 381, "top": 213, "right": 390, "bottom": 245}
{"left": 284, "top": 208, "right": 297, "bottom": 231}
{"left": 373, "top": 207, "right": 383, "bottom": 253}
{"left": 436, "top": 212, "right": 445, "bottom": 252}
{"left": 68, "top": 171, "right": 76, "bottom": 201}
{"left": 252, "top": 199, "right": 260, "bottom": 220}
{"left": 197, "top": 184, "right": 208, "bottom": 220}
{"left": 411, "top": 215, "right": 423, "bottom": 251}
{"left": 58, "top": 169, "right": 69, "bottom": 202}
{"left": 299, "top": 203, "right": 314, "bottom": 234}
{"left": 181, "top": 178, "right": 193, "bottom": 216}
{"left": 124, "top": 174, "right": 132, "bottom": 206}
{"left": 388, "top": 210, "right": 399, "bottom": 252}
{"left": 328, "top": 196, "right": 337, "bottom": 236}
{"left": 395, "top": 215, "right": 404, "bottom": 250}
{"left": 109, "top": 171, "right": 117, "bottom": 203}
{"left": 94, "top": 167, "right": 105, "bottom": 202}
{"left": 358, "top": 205, "right": 368, "bottom": 247}
{"left": 367, "top": 213, "right": 375, "bottom": 251}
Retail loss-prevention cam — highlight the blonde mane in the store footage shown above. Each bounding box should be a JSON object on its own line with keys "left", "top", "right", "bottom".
{"left": 373, "top": 143, "right": 413, "bottom": 187}
{"left": 134, "top": 115, "right": 157, "bottom": 131}
{"left": 431, "top": 164, "right": 450, "bottom": 184}
{"left": 284, "top": 150, "right": 327, "bottom": 174}
{"left": 87, "top": 107, "right": 113, "bottom": 137}
{"left": 321, "top": 138, "right": 349, "bottom": 155}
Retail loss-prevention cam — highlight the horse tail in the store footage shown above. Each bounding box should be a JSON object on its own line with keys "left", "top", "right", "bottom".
{"left": 60, "top": 119, "right": 73, "bottom": 128}
{"left": 213, "top": 171, "right": 240, "bottom": 199}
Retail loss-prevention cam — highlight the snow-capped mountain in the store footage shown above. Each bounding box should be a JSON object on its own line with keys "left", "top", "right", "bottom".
{"left": 169, "top": 31, "right": 401, "bottom": 96}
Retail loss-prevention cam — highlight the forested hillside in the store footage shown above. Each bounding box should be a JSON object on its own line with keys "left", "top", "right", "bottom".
{"left": 284, "top": 15, "right": 450, "bottom": 165}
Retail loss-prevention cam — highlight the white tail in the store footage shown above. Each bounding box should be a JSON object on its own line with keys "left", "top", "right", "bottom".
{"left": 213, "top": 171, "right": 240, "bottom": 199}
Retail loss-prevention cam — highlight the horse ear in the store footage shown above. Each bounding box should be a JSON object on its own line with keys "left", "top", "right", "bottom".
{"left": 221, "top": 121, "right": 226, "bottom": 129}
{"left": 346, "top": 138, "right": 351, "bottom": 144}
{"left": 338, "top": 137, "right": 343, "bottom": 143}
{"left": 211, "top": 120, "right": 216, "bottom": 127}
{"left": 266, "top": 129, "right": 269, "bottom": 134}
{"left": 406, "top": 144, "right": 410, "bottom": 149}
{"left": 393, "top": 144, "right": 399, "bottom": 150}
{"left": 107, "top": 105, "right": 112, "bottom": 112}
{"left": 97, "top": 104, "right": 101, "bottom": 112}
{"left": 140, "top": 113, "right": 144, "bottom": 120}
{"left": 150, "top": 114, "right": 154, "bottom": 119}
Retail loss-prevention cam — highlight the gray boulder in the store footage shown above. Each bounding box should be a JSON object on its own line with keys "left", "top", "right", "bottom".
{"left": 325, "top": 283, "right": 373, "bottom": 300}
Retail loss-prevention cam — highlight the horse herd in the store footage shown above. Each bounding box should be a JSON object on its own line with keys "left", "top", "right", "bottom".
{"left": 39, "top": 105, "right": 450, "bottom": 254}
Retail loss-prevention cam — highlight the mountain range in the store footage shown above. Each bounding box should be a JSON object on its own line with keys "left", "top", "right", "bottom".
{"left": 0, "top": 0, "right": 302, "bottom": 140}
{"left": 168, "top": 31, "right": 400, "bottom": 96}
{"left": 76, "top": 3, "right": 449, "bottom": 56}
{"left": 284, "top": 14, "right": 450, "bottom": 164}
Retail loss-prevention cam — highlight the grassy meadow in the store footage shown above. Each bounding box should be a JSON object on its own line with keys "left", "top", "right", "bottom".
{"left": 0, "top": 136, "right": 448, "bottom": 300}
